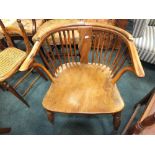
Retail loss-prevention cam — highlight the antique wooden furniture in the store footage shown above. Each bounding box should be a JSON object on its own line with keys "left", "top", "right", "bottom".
{"left": 0, "top": 19, "right": 44, "bottom": 39}
{"left": 0, "top": 19, "right": 47, "bottom": 107}
{"left": 0, "top": 19, "right": 44, "bottom": 51}
{"left": 122, "top": 87, "right": 155, "bottom": 135}
{"left": 19, "top": 21, "right": 144, "bottom": 132}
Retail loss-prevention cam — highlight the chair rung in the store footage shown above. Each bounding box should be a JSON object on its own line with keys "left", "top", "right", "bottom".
{"left": 13, "top": 68, "right": 33, "bottom": 89}
{"left": 22, "top": 75, "right": 40, "bottom": 97}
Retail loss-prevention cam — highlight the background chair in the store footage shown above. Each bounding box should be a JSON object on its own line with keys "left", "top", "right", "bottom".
{"left": 19, "top": 21, "right": 144, "bottom": 133}
{"left": 0, "top": 19, "right": 47, "bottom": 107}
{"left": 132, "top": 19, "right": 155, "bottom": 64}
{"left": 0, "top": 19, "right": 44, "bottom": 44}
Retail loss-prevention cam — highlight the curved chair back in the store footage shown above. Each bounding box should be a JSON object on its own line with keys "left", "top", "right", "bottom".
{"left": 20, "top": 21, "right": 145, "bottom": 83}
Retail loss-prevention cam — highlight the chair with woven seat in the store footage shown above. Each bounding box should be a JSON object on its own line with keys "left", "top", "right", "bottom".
{"left": 0, "top": 19, "right": 47, "bottom": 107}
{"left": 19, "top": 21, "right": 145, "bottom": 132}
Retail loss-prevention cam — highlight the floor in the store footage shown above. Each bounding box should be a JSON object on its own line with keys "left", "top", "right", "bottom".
{"left": 0, "top": 20, "right": 155, "bottom": 134}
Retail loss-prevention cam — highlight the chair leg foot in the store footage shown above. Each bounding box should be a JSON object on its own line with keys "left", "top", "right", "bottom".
{"left": 2, "top": 82, "right": 29, "bottom": 107}
{"left": 46, "top": 110, "right": 54, "bottom": 123}
{"left": 112, "top": 112, "right": 121, "bottom": 134}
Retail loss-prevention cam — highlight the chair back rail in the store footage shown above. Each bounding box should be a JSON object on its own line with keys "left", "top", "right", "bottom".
{"left": 0, "top": 19, "right": 31, "bottom": 54}
{"left": 19, "top": 22, "right": 145, "bottom": 83}
{"left": 0, "top": 20, "right": 14, "bottom": 47}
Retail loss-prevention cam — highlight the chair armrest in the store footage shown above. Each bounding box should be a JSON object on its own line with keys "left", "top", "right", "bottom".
{"left": 32, "top": 63, "right": 55, "bottom": 82}
{"left": 128, "top": 39, "right": 145, "bottom": 77}
{"left": 19, "top": 41, "right": 40, "bottom": 71}
{"left": 112, "top": 37, "right": 145, "bottom": 84}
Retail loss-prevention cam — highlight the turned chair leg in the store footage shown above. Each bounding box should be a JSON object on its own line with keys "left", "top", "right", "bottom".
{"left": 112, "top": 112, "right": 121, "bottom": 134}
{"left": 46, "top": 110, "right": 55, "bottom": 123}
{"left": 2, "top": 82, "right": 29, "bottom": 107}
{"left": 0, "top": 128, "right": 11, "bottom": 134}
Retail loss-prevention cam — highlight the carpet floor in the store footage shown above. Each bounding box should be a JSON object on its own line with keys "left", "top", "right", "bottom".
{"left": 0, "top": 59, "right": 155, "bottom": 135}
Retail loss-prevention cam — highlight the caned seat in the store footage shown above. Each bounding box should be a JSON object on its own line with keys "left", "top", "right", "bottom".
{"left": 0, "top": 48, "right": 26, "bottom": 82}
{"left": 43, "top": 63, "right": 124, "bottom": 114}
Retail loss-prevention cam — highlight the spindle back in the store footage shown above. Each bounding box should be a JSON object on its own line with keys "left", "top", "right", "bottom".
{"left": 21, "top": 22, "right": 144, "bottom": 83}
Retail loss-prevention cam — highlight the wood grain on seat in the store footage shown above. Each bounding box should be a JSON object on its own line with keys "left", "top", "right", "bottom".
{"left": 43, "top": 63, "right": 124, "bottom": 114}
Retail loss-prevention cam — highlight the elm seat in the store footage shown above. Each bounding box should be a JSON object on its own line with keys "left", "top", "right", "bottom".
{"left": 43, "top": 63, "right": 124, "bottom": 114}
{"left": 0, "top": 48, "right": 26, "bottom": 82}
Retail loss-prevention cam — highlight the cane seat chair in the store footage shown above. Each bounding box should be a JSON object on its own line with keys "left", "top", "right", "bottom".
{"left": 20, "top": 20, "right": 145, "bottom": 132}
{"left": 0, "top": 19, "right": 44, "bottom": 37}
{"left": 0, "top": 19, "right": 47, "bottom": 107}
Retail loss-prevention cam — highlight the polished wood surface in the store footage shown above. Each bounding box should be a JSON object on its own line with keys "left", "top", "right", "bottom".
{"left": 43, "top": 63, "right": 124, "bottom": 113}
{"left": 21, "top": 21, "right": 144, "bottom": 82}
{"left": 19, "top": 21, "right": 144, "bottom": 131}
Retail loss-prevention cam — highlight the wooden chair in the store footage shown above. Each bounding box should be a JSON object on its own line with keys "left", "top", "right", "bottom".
{"left": 122, "top": 87, "right": 155, "bottom": 135}
{"left": 0, "top": 19, "right": 47, "bottom": 107}
{"left": 19, "top": 21, "right": 145, "bottom": 132}
{"left": 0, "top": 19, "right": 44, "bottom": 43}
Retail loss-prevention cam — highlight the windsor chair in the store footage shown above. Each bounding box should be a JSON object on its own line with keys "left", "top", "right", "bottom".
{"left": 20, "top": 21, "right": 145, "bottom": 132}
